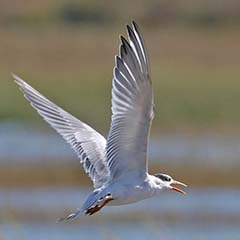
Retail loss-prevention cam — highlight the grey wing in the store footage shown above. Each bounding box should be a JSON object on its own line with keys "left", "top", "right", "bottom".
{"left": 14, "top": 75, "right": 109, "bottom": 189}
{"left": 106, "top": 21, "right": 154, "bottom": 181}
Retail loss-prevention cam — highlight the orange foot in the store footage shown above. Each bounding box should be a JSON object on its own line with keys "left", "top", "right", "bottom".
{"left": 85, "top": 193, "right": 113, "bottom": 216}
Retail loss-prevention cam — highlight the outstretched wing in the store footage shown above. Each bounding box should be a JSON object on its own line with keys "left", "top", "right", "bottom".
{"left": 106, "top": 21, "right": 154, "bottom": 181}
{"left": 14, "top": 75, "right": 109, "bottom": 189}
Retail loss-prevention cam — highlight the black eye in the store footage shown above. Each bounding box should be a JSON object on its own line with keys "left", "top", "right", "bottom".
{"left": 154, "top": 174, "right": 171, "bottom": 182}
{"left": 164, "top": 176, "right": 171, "bottom": 182}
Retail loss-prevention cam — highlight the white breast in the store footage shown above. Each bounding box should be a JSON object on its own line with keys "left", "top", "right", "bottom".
{"left": 106, "top": 174, "right": 160, "bottom": 206}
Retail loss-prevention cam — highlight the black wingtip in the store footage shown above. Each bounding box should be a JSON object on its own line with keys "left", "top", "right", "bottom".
{"left": 120, "top": 35, "right": 125, "bottom": 43}
{"left": 126, "top": 24, "right": 135, "bottom": 39}
{"left": 126, "top": 24, "right": 132, "bottom": 33}
{"left": 121, "top": 35, "right": 133, "bottom": 51}
{"left": 131, "top": 20, "right": 137, "bottom": 27}
{"left": 120, "top": 35, "right": 128, "bottom": 53}
{"left": 132, "top": 20, "right": 140, "bottom": 32}
{"left": 116, "top": 55, "right": 121, "bottom": 62}
{"left": 120, "top": 44, "right": 126, "bottom": 57}
{"left": 115, "top": 55, "right": 124, "bottom": 69}
{"left": 132, "top": 20, "right": 141, "bottom": 35}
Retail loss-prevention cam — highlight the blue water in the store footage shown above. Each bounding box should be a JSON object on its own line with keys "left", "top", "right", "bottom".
{"left": 0, "top": 187, "right": 240, "bottom": 240}
{"left": 1, "top": 122, "right": 240, "bottom": 167}
{"left": 1, "top": 222, "right": 240, "bottom": 240}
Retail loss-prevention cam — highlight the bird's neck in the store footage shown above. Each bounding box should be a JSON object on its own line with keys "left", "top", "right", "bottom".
{"left": 147, "top": 174, "right": 166, "bottom": 193}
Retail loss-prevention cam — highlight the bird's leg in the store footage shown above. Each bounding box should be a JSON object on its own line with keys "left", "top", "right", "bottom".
{"left": 85, "top": 193, "right": 113, "bottom": 216}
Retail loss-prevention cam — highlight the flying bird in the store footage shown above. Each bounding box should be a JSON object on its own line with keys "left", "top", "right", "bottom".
{"left": 13, "top": 21, "right": 187, "bottom": 222}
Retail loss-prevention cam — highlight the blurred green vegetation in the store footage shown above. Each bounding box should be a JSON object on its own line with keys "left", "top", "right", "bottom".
{"left": 0, "top": 0, "right": 240, "bottom": 133}
{"left": 1, "top": 0, "right": 240, "bottom": 28}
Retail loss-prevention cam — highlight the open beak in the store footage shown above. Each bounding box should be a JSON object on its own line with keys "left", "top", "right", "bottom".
{"left": 170, "top": 180, "right": 187, "bottom": 195}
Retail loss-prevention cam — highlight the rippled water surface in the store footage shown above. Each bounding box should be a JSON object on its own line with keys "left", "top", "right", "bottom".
{"left": 0, "top": 187, "right": 240, "bottom": 240}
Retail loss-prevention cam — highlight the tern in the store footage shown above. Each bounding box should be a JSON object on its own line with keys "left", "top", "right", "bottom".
{"left": 13, "top": 21, "right": 187, "bottom": 222}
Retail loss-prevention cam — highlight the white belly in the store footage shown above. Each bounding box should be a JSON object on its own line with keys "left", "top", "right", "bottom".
{"left": 106, "top": 181, "right": 157, "bottom": 206}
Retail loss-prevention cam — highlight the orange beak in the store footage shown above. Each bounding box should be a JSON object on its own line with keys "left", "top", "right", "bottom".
{"left": 170, "top": 180, "right": 187, "bottom": 195}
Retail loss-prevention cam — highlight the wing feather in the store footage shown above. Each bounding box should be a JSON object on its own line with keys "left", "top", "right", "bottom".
{"left": 106, "top": 21, "right": 154, "bottom": 181}
{"left": 14, "top": 75, "right": 109, "bottom": 189}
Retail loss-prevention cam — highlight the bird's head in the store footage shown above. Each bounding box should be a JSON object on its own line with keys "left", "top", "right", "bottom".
{"left": 153, "top": 173, "right": 187, "bottom": 194}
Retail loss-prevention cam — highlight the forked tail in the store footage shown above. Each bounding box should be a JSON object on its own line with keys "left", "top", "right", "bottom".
{"left": 56, "top": 192, "right": 113, "bottom": 222}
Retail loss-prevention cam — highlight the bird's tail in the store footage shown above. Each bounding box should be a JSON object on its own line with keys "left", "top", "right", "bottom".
{"left": 56, "top": 191, "right": 100, "bottom": 222}
{"left": 56, "top": 191, "right": 113, "bottom": 222}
